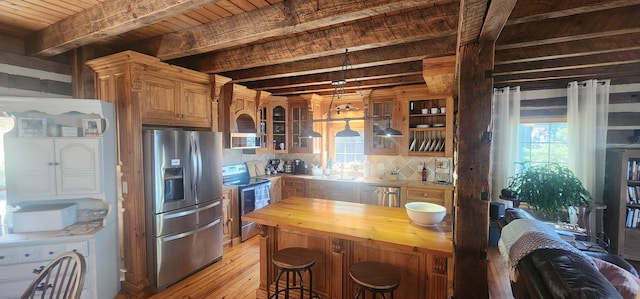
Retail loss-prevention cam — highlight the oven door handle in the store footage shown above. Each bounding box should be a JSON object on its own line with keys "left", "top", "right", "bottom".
{"left": 162, "top": 201, "right": 220, "bottom": 220}
{"left": 162, "top": 218, "right": 220, "bottom": 242}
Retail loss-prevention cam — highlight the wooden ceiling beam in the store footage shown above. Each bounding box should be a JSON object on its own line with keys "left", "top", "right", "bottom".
{"left": 478, "top": 0, "right": 516, "bottom": 42}
{"left": 244, "top": 61, "right": 423, "bottom": 91}
{"left": 508, "top": 0, "right": 640, "bottom": 24}
{"left": 25, "top": 0, "right": 226, "bottom": 57}
{"left": 130, "top": 0, "right": 452, "bottom": 60}
{"left": 495, "top": 32, "right": 640, "bottom": 64}
{"left": 268, "top": 74, "right": 425, "bottom": 96}
{"left": 223, "top": 36, "right": 457, "bottom": 83}
{"left": 189, "top": 3, "right": 459, "bottom": 73}
{"left": 493, "top": 62, "right": 640, "bottom": 85}
{"left": 494, "top": 49, "right": 640, "bottom": 75}
{"left": 497, "top": 5, "right": 640, "bottom": 49}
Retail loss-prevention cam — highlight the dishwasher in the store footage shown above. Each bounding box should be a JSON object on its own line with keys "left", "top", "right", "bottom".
{"left": 359, "top": 185, "right": 401, "bottom": 207}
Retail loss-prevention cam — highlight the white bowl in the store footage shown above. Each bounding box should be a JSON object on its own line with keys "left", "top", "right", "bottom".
{"left": 405, "top": 202, "right": 446, "bottom": 226}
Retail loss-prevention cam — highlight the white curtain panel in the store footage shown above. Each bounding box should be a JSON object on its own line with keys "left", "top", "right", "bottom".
{"left": 567, "top": 79, "right": 610, "bottom": 202}
{"left": 491, "top": 86, "right": 521, "bottom": 203}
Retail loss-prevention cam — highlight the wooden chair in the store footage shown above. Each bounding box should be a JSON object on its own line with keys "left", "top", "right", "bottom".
{"left": 21, "top": 251, "right": 87, "bottom": 299}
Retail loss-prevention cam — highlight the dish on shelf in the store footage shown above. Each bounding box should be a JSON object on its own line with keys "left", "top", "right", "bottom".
{"left": 416, "top": 124, "right": 430, "bottom": 128}
{"left": 432, "top": 123, "right": 445, "bottom": 127}
{"left": 409, "top": 139, "right": 416, "bottom": 151}
{"left": 419, "top": 139, "right": 427, "bottom": 151}
{"left": 423, "top": 139, "right": 432, "bottom": 152}
{"left": 438, "top": 139, "right": 445, "bottom": 151}
{"left": 427, "top": 139, "right": 435, "bottom": 151}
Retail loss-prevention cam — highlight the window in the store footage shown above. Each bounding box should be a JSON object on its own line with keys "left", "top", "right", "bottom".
{"left": 334, "top": 134, "right": 365, "bottom": 165}
{"left": 518, "top": 122, "right": 568, "bottom": 166}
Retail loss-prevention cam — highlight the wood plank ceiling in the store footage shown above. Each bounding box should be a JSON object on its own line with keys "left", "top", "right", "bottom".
{"left": 0, "top": 0, "right": 639, "bottom": 97}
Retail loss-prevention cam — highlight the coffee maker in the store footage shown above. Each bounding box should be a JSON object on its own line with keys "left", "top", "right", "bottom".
{"left": 293, "top": 159, "right": 306, "bottom": 174}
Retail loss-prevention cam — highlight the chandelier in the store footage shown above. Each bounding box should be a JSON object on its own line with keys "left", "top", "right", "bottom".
{"left": 304, "top": 49, "right": 402, "bottom": 138}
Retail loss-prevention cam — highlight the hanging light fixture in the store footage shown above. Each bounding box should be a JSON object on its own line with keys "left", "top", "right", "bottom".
{"left": 310, "top": 49, "right": 403, "bottom": 138}
{"left": 375, "top": 119, "right": 403, "bottom": 137}
{"left": 335, "top": 120, "right": 360, "bottom": 137}
{"left": 301, "top": 127, "right": 322, "bottom": 138}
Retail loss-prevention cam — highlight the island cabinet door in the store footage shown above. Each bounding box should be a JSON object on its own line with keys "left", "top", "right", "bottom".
{"left": 352, "top": 243, "right": 427, "bottom": 299}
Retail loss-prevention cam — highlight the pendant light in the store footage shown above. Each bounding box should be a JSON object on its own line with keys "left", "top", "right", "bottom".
{"left": 308, "top": 49, "right": 402, "bottom": 138}
{"left": 302, "top": 127, "right": 322, "bottom": 138}
{"left": 375, "top": 118, "right": 403, "bottom": 137}
{"left": 335, "top": 120, "right": 360, "bottom": 137}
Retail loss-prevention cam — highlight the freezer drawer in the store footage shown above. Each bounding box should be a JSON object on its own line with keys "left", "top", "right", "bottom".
{"left": 154, "top": 217, "right": 223, "bottom": 289}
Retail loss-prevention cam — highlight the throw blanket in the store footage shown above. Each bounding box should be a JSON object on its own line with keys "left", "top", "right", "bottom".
{"left": 498, "top": 218, "right": 598, "bottom": 282}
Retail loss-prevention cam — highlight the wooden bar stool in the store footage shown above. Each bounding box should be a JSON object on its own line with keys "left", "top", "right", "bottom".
{"left": 271, "top": 247, "right": 319, "bottom": 299}
{"left": 350, "top": 261, "right": 401, "bottom": 299}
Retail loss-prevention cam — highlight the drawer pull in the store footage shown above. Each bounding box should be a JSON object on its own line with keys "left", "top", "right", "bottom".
{"left": 0, "top": 255, "right": 4, "bottom": 259}
{"left": 48, "top": 251, "right": 55, "bottom": 255}
{"left": 33, "top": 265, "right": 45, "bottom": 274}
{"left": 24, "top": 253, "right": 30, "bottom": 257}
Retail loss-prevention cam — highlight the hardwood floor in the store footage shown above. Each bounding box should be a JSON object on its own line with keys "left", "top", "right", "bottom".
{"left": 117, "top": 237, "right": 514, "bottom": 298}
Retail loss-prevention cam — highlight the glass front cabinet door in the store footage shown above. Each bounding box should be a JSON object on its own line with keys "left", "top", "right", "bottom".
{"left": 365, "top": 98, "right": 397, "bottom": 155}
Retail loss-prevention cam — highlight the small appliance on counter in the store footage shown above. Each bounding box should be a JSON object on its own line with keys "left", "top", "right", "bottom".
{"left": 13, "top": 203, "right": 78, "bottom": 233}
{"left": 293, "top": 159, "right": 307, "bottom": 174}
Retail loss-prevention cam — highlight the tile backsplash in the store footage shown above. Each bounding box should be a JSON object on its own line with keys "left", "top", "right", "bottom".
{"left": 225, "top": 149, "right": 453, "bottom": 183}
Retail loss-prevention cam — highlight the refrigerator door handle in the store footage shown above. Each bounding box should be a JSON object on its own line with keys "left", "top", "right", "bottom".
{"left": 190, "top": 133, "right": 198, "bottom": 197}
{"left": 161, "top": 200, "right": 220, "bottom": 220}
{"left": 195, "top": 134, "right": 203, "bottom": 191}
{"left": 162, "top": 218, "right": 221, "bottom": 242}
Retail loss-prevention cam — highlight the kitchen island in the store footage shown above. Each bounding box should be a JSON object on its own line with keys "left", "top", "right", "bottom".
{"left": 242, "top": 197, "right": 453, "bottom": 299}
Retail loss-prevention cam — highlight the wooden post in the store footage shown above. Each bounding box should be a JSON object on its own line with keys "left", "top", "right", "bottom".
{"left": 454, "top": 41, "right": 494, "bottom": 298}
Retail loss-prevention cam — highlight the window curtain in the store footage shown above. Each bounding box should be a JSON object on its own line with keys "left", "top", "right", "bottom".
{"left": 491, "top": 86, "right": 521, "bottom": 204}
{"left": 567, "top": 79, "right": 610, "bottom": 203}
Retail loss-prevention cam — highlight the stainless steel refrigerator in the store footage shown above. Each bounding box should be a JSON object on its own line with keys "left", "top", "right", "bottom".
{"left": 143, "top": 129, "right": 224, "bottom": 292}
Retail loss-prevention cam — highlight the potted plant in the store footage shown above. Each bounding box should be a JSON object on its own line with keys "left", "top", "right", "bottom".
{"left": 506, "top": 162, "right": 593, "bottom": 222}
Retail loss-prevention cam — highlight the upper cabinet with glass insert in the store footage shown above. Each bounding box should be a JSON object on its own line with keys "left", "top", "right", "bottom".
{"left": 270, "top": 97, "right": 287, "bottom": 153}
{"left": 364, "top": 97, "right": 398, "bottom": 155}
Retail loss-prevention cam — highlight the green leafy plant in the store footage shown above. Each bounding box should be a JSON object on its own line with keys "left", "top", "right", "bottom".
{"left": 507, "top": 162, "right": 593, "bottom": 221}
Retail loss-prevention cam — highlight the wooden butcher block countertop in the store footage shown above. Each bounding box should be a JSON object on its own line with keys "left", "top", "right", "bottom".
{"left": 243, "top": 196, "right": 453, "bottom": 256}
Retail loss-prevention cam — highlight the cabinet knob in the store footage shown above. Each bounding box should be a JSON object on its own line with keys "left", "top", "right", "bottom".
{"left": 48, "top": 162, "right": 55, "bottom": 166}
{"left": 423, "top": 193, "right": 429, "bottom": 197}
{"left": 0, "top": 255, "right": 4, "bottom": 259}
{"left": 24, "top": 253, "right": 30, "bottom": 257}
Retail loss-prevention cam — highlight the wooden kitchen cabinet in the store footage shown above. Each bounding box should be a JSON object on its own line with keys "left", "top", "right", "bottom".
{"left": 5, "top": 137, "right": 102, "bottom": 204}
{"left": 141, "top": 75, "right": 211, "bottom": 127}
{"left": 306, "top": 180, "right": 358, "bottom": 202}
{"left": 405, "top": 96, "right": 454, "bottom": 157}
{"left": 268, "top": 176, "right": 282, "bottom": 203}
{"left": 222, "top": 186, "right": 239, "bottom": 248}
{"left": 365, "top": 95, "right": 398, "bottom": 155}
{"left": 282, "top": 177, "right": 307, "bottom": 199}
{"left": 404, "top": 185, "right": 453, "bottom": 214}
{"left": 270, "top": 97, "right": 288, "bottom": 153}
{"left": 288, "top": 98, "right": 320, "bottom": 154}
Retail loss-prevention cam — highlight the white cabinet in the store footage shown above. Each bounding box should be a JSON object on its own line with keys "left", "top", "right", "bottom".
{"left": 4, "top": 137, "right": 102, "bottom": 203}
{"left": 0, "top": 240, "right": 91, "bottom": 299}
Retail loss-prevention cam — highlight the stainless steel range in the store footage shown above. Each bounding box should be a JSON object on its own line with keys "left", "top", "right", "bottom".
{"left": 222, "top": 163, "right": 271, "bottom": 241}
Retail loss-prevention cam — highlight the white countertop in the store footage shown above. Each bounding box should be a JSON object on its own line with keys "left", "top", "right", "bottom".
{"left": 0, "top": 222, "right": 104, "bottom": 246}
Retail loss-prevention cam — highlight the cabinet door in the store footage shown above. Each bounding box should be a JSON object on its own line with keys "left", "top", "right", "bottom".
{"left": 180, "top": 81, "right": 211, "bottom": 126}
{"left": 55, "top": 138, "right": 102, "bottom": 196}
{"left": 222, "top": 187, "right": 233, "bottom": 247}
{"left": 365, "top": 99, "right": 397, "bottom": 155}
{"left": 269, "top": 177, "right": 282, "bottom": 203}
{"left": 5, "top": 138, "right": 57, "bottom": 202}
{"left": 141, "top": 75, "right": 179, "bottom": 122}
{"left": 271, "top": 105, "right": 287, "bottom": 152}
{"left": 282, "top": 178, "right": 306, "bottom": 199}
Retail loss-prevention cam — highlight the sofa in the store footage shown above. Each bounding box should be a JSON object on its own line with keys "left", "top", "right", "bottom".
{"left": 497, "top": 208, "right": 639, "bottom": 299}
